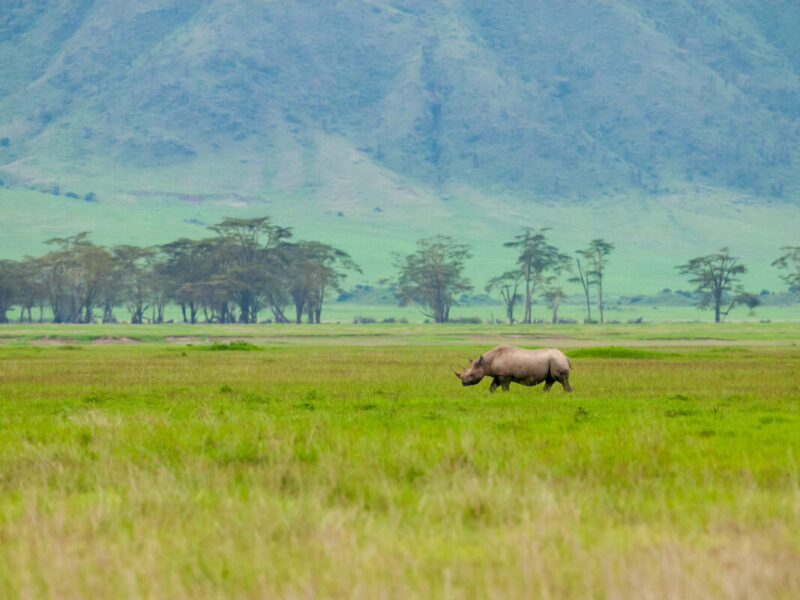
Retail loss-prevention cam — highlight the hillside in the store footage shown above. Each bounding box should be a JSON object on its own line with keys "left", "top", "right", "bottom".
{"left": 0, "top": 0, "right": 798, "bottom": 294}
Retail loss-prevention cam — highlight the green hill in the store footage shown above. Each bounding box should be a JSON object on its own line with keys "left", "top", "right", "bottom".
{"left": 0, "top": 1, "right": 798, "bottom": 294}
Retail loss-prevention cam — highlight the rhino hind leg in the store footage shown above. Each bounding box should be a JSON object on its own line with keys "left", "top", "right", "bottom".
{"left": 558, "top": 372, "right": 573, "bottom": 392}
{"left": 546, "top": 365, "right": 573, "bottom": 392}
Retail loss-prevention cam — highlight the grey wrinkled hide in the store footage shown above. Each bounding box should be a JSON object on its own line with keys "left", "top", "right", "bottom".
{"left": 454, "top": 345, "right": 572, "bottom": 392}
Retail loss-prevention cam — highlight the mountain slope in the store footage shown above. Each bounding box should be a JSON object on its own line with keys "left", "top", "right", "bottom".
{"left": 0, "top": 1, "right": 798, "bottom": 293}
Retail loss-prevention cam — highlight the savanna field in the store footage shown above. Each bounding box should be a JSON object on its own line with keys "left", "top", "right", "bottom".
{"left": 0, "top": 323, "right": 799, "bottom": 598}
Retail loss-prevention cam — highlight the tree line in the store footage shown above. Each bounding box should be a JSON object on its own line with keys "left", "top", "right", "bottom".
{"left": 0, "top": 217, "right": 797, "bottom": 324}
{"left": 395, "top": 232, "right": 799, "bottom": 324}
{"left": 0, "top": 217, "right": 359, "bottom": 324}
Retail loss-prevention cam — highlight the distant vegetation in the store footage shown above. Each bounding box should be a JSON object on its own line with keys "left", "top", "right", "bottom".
{"left": 0, "top": 216, "right": 795, "bottom": 324}
{"left": 0, "top": 217, "right": 359, "bottom": 325}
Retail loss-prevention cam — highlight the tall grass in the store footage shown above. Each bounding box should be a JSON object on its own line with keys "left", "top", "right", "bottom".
{"left": 0, "top": 332, "right": 798, "bottom": 597}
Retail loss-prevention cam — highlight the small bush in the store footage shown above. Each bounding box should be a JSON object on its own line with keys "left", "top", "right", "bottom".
{"left": 195, "top": 341, "right": 262, "bottom": 351}
{"left": 449, "top": 317, "right": 482, "bottom": 324}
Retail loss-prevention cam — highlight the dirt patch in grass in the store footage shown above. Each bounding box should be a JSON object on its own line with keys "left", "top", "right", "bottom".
{"left": 91, "top": 336, "right": 141, "bottom": 345}
{"left": 646, "top": 337, "right": 733, "bottom": 341}
{"left": 505, "top": 333, "right": 572, "bottom": 339}
{"left": 31, "top": 336, "right": 79, "bottom": 346}
{"left": 165, "top": 336, "right": 207, "bottom": 345}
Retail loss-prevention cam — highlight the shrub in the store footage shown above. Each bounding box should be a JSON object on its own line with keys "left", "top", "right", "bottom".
{"left": 193, "top": 341, "right": 262, "bottom": 351}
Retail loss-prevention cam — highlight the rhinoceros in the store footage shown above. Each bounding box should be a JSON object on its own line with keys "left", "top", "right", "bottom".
{"left": 452, "top": 345, "right": 572, "bottom": 392}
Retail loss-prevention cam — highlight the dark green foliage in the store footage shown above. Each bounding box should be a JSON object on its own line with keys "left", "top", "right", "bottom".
{"left": 0, "top": 217, "right": 358, "bottom": 325}
{"left": 395, "top": 236, "right": 472, "bottom": 323}
{"left": 567, "top": 346, "right": 676, "bottom": 359}
{"left": 676, "top": 248, "right": 755, "bottom": 322}
{"left": 199, "top": 342, "right": 263, "bottom": 352}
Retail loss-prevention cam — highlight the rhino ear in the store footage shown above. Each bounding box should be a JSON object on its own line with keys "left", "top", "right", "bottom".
{"left": 477, "top": 355, "right": 484, "bottom": 366}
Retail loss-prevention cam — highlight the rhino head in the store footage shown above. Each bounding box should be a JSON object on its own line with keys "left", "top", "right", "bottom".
{"left": 453, "top": 355, "right": 486, "bottom": 386}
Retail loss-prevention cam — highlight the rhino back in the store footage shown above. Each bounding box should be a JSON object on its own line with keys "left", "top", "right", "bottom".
{"left": 487, "top": 346, "right": 564, "bottom": 378}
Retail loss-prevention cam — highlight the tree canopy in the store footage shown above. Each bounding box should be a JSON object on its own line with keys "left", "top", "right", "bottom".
{"left": 396, "top": 236, "right": 472, "bottom": 323}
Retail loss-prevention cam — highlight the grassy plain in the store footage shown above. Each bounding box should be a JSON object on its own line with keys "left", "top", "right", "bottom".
{"left": 0, "top": 323, "right": 799, "bottom": 598}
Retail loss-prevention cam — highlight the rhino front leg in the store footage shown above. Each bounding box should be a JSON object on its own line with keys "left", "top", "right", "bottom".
{"left": 489, "top": 377, "right": 500, "bottom": 393}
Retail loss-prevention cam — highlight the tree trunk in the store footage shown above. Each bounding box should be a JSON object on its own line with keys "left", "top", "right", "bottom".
{"left": 271, "top": 305, "right": 289, "bottom": 323}
{"left": 523, "top": 272, "right": 532, "bottom": 324}
{"left": 597, "top": 278, "right": 604, "bottom": 324}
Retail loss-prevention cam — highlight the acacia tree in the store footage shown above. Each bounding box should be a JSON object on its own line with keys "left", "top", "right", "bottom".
{"left": 7, "top": 258, "right": 43, "bottom": 323}
{"left": 503, "top": 228, "right": 570, "bottom": 323}
{"left": 396, "top": 235, "right": 472, "bottom": 323}
{"left": 772, "top": 246, "right": 800, "bottom": 291}
{"left": 163, "top": 238, "right": 218, "bottom": 324}
{"left": 485, "top": 270, "right": 522, "bottom": 323}
{"left": 113, "top": 245, "right": 156, "bottom": 324}
{"left": 569, "top": 257, "right": 594, "bottom": 323}
{"left": 208, "top": 217, "right": 293, "bottom": 323}
{"left": 676, "top": 248, "right": 757, "bottom": 322}
{"left": 0, "top": 260, "right": 19, "bottom": 324}
{"left": 576, "top": 238, "right": 614, "bottom": 323}
{"left": 540, "top": 280, "right": 567, "bottom": 324}
{"left": 37, "top": 233, "right": 114, "bottom": 323}
{"left": 285, "top": 241, "right": 360, "bottom": 324}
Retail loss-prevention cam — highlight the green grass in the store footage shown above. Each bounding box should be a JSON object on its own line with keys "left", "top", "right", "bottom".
{"left": 565, "top": 345, "right": 678, "bottom": 359}
{"left": 0, "top": 324, "right": 799, "bottom": 597}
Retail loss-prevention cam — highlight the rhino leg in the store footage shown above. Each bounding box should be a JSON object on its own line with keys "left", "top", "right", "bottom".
{"left": 550, "top": 370, "right": 572, "bottom": 392}
{"left": 543, "top": 374, "right": 555, "bottom": 392}
{"left": 501, "top": 379, "right": 511, "bottom": 392}
{"left": 489, "top": 377, "right": 500, "bottom": 393}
